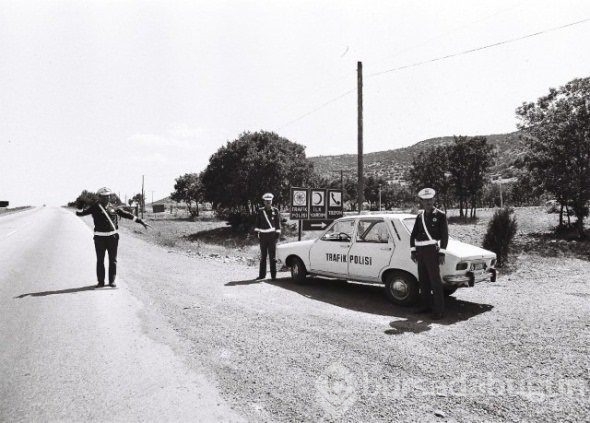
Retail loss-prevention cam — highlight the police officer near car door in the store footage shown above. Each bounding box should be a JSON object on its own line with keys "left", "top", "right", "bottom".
{"left": 76, "top": 187, "right": 148, "bottom": 288}
{"left": 254, "top": 193, "right": 281, "bottom": 280}
{"left": 410, "top": 188, "right": 449, "bottom": 320}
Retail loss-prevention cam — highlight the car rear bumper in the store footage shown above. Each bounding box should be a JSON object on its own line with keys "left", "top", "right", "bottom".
{"left": 443, "top": 269, "right": 497, "bottom": 286}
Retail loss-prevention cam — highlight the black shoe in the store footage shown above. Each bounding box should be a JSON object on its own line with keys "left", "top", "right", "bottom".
{"left": 255, "top": 276, "right": 265, "bottom": 280}
{"left": 271, "top": 275, "right": 277, "bottom": 281}
{"left": 430, "top": 312, "right": 444, "bottom": 320}
{"left": 96, "top": 282, "right": 105, "bottom": 288}
{"left": 109, "top": 282, "right": 117, "bottom": 288}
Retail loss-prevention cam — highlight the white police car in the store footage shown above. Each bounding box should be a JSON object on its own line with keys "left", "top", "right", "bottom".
{"left": 276, "top": 214, "right": 497, "bottom": 306}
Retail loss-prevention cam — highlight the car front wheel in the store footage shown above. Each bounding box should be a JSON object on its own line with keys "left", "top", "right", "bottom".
{"left": 384, "top": 272, "right": 420, "bottom": 306}
{"left": 290, "top": 257, "right": 308, "bottom": 284}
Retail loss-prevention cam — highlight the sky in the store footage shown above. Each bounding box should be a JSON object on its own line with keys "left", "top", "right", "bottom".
{"left": 1, "top": 0, "right": 589, "bottom": 207}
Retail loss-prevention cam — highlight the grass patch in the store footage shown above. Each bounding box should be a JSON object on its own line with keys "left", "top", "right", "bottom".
{"left": 447, "top": 216, "right": 479, "bottom": 225}
{"left": 183, "top": 227, "right": 259, "bottom": 249}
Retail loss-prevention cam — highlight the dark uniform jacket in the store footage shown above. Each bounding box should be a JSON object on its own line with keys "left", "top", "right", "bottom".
{"left": 410, "top": 208, "right": 449, "bottom": 253}
{"left": 76, "top": 203, "right": 137, "bottom": 234}
{"left": 255, "top": 206, "right": 281, "bottom": 234}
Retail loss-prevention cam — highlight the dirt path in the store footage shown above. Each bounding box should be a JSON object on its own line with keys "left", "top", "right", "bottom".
{"left": 111, "top": 215, "right": 590, "bottom": 422}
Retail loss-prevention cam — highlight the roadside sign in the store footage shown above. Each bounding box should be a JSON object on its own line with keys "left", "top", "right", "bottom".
{"left": 310, "top": 189, "right": 327, "bottom": 219}
{"left": 290, "top": 187, "right": 309, "bottom": 220}
{"left": 302, "top": 219, "right": 333, "bottom": 231}
{"left": 152, "top": 204, "right": 165, "bottom": 213}
{"left": 327, "top": 189, "right": 344, "bottom": 218}
{"left": 0, "top": 201, "right": 8, "bottom": 207}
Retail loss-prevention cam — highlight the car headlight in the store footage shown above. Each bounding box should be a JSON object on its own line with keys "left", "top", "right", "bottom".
{"left": 456, "top": 262, "right": 469, "bottom": 271}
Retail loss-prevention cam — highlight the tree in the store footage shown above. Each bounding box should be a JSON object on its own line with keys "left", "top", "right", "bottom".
{"left": 448, "top": 136, "right": 494, "bottom": 218}
{"left": 171, "top": 173, "right": 203, "bottom": 219}
{"left": 70, "top": 190, "right": 98, "bottom": 209}
{"left": 408, "top": 146, "right": 452, "bottom": 211}
{"left": 129, "top": 193, "right": 144, "bottom": 207}
{"left": 363, "top": 176, "right": 387, "bottom": 209}
{"left": 344, "top": 178, "right": 358, "bottom": 211}
{"left": 516, "top": 77, "right": 590, "bottom": 238}
{"left": 201, "top": 131, "right": 315, "bottom": 212}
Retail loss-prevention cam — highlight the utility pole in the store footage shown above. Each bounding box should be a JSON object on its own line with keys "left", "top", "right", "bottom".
{"left": 340, "top": 169, "right": 344, "bottom": 192}
{"left": 357, "top": 61, "right": 364, "bottom": 214}
{"left": 379, "top": 184, "right": 382, "bottom": 211}
{"left": 141, "top": 175, "right": 145, "bottom": 219}
{"left": 151, "top": 190, "right": 155, "bottom": 205}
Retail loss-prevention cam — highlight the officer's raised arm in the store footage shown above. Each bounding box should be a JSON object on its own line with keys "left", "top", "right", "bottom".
{"left": 76, "top": 203, "right": 94, "bottom": 217}
{"left": 116, "top": 207, "right": 149, "bottom": 229}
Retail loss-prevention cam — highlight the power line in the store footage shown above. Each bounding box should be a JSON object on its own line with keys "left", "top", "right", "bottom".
{"left": 277, "top": 17, "right": 590, "bottom": 130}
{"left": 368, "top": 17, "right": 590, "bottom": 78}
{"left": 376, "top": 0, "right": 530, "bottom": 66}
{"left": 277, "top": 88, "right": 355, "bottom": 130}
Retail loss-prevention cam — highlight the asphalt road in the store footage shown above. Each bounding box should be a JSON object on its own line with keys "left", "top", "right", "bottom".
{"left": 0, "top": 207, "right": 243, "bottom": 422}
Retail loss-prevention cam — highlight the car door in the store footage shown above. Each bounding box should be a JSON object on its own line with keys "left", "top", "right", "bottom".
{"left": 347, "top": 218, "right": 395, "bottom": 282}
{"left": 309, "top": 219, "right": 356, "bottom": 276}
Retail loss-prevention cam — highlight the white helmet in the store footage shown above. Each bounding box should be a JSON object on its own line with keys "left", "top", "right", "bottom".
{"left": 96, "top": 187, "right": 113, "bottom": 196}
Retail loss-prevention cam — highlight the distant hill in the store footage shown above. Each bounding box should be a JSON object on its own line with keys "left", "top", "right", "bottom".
{"left": 309, "top": 131, "right": 525, "bottom": 184}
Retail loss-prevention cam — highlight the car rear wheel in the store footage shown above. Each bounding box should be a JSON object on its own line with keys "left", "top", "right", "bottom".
{"left": 384, "top": 272, "right": 419, "bottom": 306}
{"left": 290, "top": 257, "right": 308, "bottom": 284}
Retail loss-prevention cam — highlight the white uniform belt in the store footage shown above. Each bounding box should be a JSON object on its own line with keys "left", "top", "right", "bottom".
{"left": 94, "top": 230, "right": 118, "bottom": 236}
{"left": 415, "top": 240, "right": 438, "bottom": 246}
{"left": 256, "top": 228, "right": 276, "bottom": 233}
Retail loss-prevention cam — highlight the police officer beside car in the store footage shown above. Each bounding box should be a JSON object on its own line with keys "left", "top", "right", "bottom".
{"left": 76, "top": 187, "right": 149, "bottom": 288}
{"left": 255, "top": 193, "right": 281, "bottom": 280}
{"left": 410, "top": 188, "right": 449, "bottom": 320}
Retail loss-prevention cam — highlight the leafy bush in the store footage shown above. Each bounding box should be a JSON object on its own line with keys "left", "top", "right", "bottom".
{"left": 483, "top": 207, "right": 518, "bottom": 267}
{"left": 216, "top": 209, "right": 257, "bottom": 233}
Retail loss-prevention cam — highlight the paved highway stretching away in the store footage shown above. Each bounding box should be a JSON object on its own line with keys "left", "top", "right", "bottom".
{"left": 0, "top": 207, "right": 242, "bottom": 422}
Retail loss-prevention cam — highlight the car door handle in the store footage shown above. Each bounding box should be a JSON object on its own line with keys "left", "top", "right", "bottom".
{"left": 340, "top": 244, "right": 350, "bottom": 248}
{"left": 380, "top": 247, "right": 392, "bottom": 251}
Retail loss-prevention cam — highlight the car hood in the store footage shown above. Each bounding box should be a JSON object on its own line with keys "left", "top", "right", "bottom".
{"left": 447, "top": 239, "right": 496, "bottom": 260}
{"left": 277, "top": 239, "right": 315, "bottom": 250}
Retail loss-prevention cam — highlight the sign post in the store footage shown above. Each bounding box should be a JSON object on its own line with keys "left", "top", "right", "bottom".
{"left": 327, "top": 189, "right": 344, "bottom": 219}
{"left": 290, "top": 187, "right": 309, "bottom": 241}
{"left": 309, "top": 189, "right": 327, "bottom": 219}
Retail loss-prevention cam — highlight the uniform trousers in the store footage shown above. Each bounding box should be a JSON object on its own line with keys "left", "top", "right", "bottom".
{"left": 259, "top": 232, "right": 278, "bottom": 279}
{"left": 94, "top": 234, "right": 119, "bottom": 284}
{"left": 416, "top": 244, "right": 444, "bottom": 313}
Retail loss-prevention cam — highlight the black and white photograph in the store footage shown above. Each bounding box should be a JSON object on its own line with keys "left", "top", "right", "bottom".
{"left": 1, "top": 0, "right": 589, "bottom": 421}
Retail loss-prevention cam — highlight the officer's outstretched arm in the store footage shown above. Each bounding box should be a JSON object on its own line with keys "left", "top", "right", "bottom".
{"left": 76, "top": 207, "right": 92, "bottom": 217}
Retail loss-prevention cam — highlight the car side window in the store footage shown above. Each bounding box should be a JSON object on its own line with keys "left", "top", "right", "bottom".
{"left": 356, "top": 220, "right": 390, "bottom": 243}
{"left": 321, "top": 220, "right": 355, "bottom": 242}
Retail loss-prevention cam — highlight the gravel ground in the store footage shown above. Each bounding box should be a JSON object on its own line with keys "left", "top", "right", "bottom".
{"left": 93, "top": 206, "right": 590, "bottom": 422}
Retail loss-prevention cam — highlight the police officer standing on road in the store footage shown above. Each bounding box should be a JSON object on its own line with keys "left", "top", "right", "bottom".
{"left": 254, "top": 193, "right": 281, "bottom": 280}
{"left": 410, "top": 188, "right": 449, "bottom": 320}
{"left": 76, "top": 187, "right": 148, "bottom": 288}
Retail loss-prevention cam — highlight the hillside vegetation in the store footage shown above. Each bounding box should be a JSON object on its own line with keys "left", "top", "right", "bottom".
{"left": 309, "top": 131, "right": 524, "bottom": 184}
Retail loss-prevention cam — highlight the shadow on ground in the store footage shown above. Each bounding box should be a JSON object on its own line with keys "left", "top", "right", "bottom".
{"left": 15, "top": 285, "right": 109, "bottom": 298}
{"left": 227, "top": 276, "right": 493, "bottom": 334}
{"left": 225, "top": 279, "right": 264, "bottom": 286}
